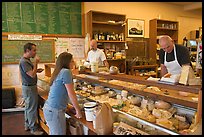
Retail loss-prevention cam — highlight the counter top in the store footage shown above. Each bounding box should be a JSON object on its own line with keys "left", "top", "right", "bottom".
{"left": 80, "top": 70, "right": 201, "bottom": 94}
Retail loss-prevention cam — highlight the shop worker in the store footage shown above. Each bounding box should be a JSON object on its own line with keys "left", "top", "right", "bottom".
{"left": 86, "top": 39, "right": 109, "bottom": 68}
{"left": 159, "top": 35, "right": 191, "bottom": 77}
{"left": 19, "top": 42, "right": 44, "bottom": 135}
{"left": 43, "top": 52, "right": 82, "bottom": 135}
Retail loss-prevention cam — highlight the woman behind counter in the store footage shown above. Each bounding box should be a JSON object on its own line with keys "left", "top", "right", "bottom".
{"left": 43, "top": 52, "right": 82, "bottom": 135}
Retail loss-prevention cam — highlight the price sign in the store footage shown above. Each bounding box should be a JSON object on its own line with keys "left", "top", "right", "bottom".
{"left": 113, "top": 122, "right": 149, "bottom": 135}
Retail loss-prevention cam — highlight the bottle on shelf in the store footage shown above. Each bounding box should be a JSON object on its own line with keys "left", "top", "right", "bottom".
{"left": 115, "top": 33, "right": 119, "bottom": 41}
{"left": 109, "top": 32, "right": 113, "bottom": 41}
{"left": 174, "top": 24, "right": 177, "bottom": 29}
{"left": 121, "top": 50, "right": 126, "bottom": 59}
{"left": 98, "top": 31, "right": 102, "bottom": 40}
{"left": 118, "top": 33, "right": 122, "bottom": 41}
{"left": 93, "top": 31, "right": 98, "bottom": 41}
{"left": 120, "top": 33, "right": 124, "bottom": 41}
{"left": 106, "top": 32, "right": 110, "bottom": 41}
{"left": 102, "top": 32, "right": 105, "bottom": 40}
{"left": 112, "top": 32, "right": 116, "bottom": 41}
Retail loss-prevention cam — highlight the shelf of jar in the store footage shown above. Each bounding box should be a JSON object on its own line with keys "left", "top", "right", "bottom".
{"left": 97, "top": 40, "right": 126, "bottom": 43}
{"left": 156, "top": 27, "right": 178, "bottom": 30}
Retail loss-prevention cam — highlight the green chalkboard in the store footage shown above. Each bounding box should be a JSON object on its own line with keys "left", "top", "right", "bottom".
{"left": 2, "top": 39, "right": 55, "bottom": 64}
{"left": 2, "top": 2, "right": 82, "bottom": 36}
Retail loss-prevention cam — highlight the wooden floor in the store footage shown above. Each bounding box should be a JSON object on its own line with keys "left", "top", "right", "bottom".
{"left": 2, "top": 111, "right": 46, "bottom": 135}
{"left": 2, "top": 111, "right": 97, "bottom": 135}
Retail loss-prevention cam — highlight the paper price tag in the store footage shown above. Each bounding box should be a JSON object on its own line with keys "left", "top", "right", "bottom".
{"left": 113, "top": 122, "right": 149, "bottom": 135}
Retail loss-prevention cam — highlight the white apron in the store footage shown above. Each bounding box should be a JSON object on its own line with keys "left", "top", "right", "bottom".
{"left": 164, "top": 45, "right": 182, "bottom": 75}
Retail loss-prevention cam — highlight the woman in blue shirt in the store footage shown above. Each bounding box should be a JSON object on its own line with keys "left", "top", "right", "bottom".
{"left": 43, "top": 52, "right": 82, "bottom": 135}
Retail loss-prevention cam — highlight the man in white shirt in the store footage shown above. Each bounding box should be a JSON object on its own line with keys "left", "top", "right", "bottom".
{"left": 86, "top": 39, "right": 109, "bottom": 68}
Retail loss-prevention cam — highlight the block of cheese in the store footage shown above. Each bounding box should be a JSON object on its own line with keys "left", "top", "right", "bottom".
{"left": 179, "top": 65, "right": 196, "bottom": 85}
{"left": 188, "top": 77, "right": 202, "bottom": 85}
{"left": 179, "top": 65, "right": 190, "bottom": 85}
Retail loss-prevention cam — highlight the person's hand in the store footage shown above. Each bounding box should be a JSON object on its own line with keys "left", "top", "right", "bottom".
{"left": 75, "top": 110, "right": 82, "bottom": 119}
{"left": 163, "top": 73, "right": 171, "bottom": 78}
{"left": 37, "top": 68, "right": 44, "bottom": 73}
{"left": 34, "top": 55, "right": 40, "bottom": 64}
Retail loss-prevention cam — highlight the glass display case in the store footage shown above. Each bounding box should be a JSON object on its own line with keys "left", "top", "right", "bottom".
{"left": 38, "top": 64, "right": 202, "bottom": 135}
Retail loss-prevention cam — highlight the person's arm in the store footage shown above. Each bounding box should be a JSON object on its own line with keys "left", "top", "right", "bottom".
{"left": 160, "top": 64, "right": 168, "bottom": 77}
{"left": 179, "top": 45, "right": 191, "bottom": 67}
{"left": 103, "top": 60, "right": 109, "bottom": 68}
{"left": 26, "top": 55, "right": 40, "bottom": 78}
{"left": 159, "top": 49, "right": 168, "bottom": 77}
{"left": 65, "top": 83, "right": 82, "bottom": 118}
{"left": 100, "top": 50, "right": 109, "bottom": 68}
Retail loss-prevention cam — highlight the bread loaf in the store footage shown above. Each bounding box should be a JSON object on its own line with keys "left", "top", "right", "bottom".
{"left": 155, "top": 100, "right": 171, "bottom": 110}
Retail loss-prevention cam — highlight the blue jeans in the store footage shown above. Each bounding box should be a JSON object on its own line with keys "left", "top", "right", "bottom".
{"left": 22, "top": 85, "right": 38, "bottom": 132}
{"left": 43, "top": 102, "right": 66, "bottom": 135}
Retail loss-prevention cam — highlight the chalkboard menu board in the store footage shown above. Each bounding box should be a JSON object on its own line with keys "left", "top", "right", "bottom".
{"left": 2, "top": 39, "right": 55, "bottom": 64}
{"left": 2, "top": 2, "right": 82, "bottom": 35}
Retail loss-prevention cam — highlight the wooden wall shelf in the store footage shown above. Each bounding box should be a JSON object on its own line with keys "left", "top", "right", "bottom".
{"left": 149, "top": 19, "right": 179, "bottom": 61}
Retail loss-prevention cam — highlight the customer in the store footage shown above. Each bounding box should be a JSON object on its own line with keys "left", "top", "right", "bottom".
{"left": 43, "top": 52, "right": 82, "bottom": 135}
{"left": 19, "top": 42, "right": 44, "bottom": 135}
{"left": 159, "top": 35, "right": 191, "bottom": 77}
{"left": 86, "top": 39, "right": 109, "bottom": 68}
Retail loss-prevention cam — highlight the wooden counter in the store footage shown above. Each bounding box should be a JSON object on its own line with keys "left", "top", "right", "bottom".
{"left": 44, "top": 63, "right": 201, "bottom": 94}
{"left": 41, "top": 64, "right": 202, "bottom": 134}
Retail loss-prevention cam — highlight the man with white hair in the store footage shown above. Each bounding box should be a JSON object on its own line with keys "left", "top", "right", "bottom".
{"left": 159, "top": 35, "right": 190, "bottom": 77}
{"left": 86, "top": 39, "right": 109, "bottom": 68}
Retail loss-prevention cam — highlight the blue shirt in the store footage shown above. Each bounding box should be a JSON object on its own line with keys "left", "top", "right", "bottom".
{"left": 46, "top": 68, "right": 73, "bottom": 110}
{"left": 19, "top": 57, "right": 37, "bottom": 85}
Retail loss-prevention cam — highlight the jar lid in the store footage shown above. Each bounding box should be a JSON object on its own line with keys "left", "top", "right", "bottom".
{"left": 84, "top": 102, "right": 97, "bottom": 108}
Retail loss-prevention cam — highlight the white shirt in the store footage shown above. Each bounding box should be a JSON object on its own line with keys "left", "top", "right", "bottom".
{"left": 87, "top": 48, "right": 107, "bottom": 66}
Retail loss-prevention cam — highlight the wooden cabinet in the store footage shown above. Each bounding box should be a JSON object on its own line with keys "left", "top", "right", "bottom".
{"left": 86, "top": 10, "right": 126, "bottom": 73}
{"left": 149, "top": 19, "right": 178, "bottom": 61}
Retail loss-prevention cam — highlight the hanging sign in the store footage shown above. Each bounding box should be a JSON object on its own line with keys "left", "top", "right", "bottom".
{"left": 8, "top": 34, "right": 42, "bottom": 40}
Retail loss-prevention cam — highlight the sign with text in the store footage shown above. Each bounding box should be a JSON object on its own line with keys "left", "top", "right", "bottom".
{"left": 8, "top": 34, "right": 42, "bottom": 40}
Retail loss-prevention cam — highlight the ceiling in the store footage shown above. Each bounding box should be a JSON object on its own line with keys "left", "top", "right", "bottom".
{"left": 168, "top": 2, "right": 202, "bottom": 12}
